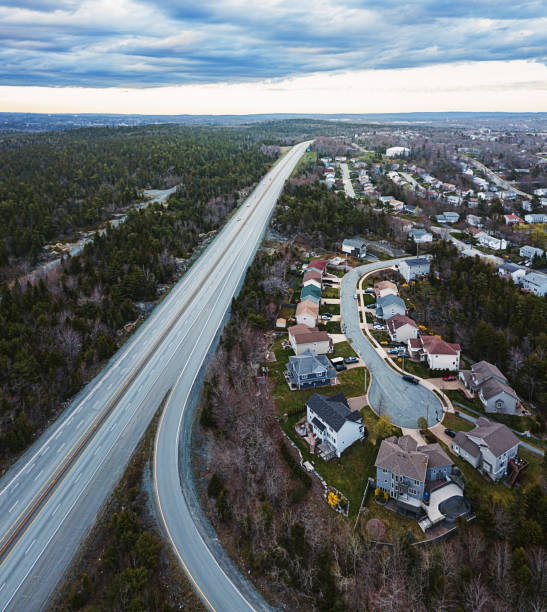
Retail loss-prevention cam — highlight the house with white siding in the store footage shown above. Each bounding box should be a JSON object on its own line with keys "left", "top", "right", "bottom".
{"left": 398, "top": 257, "right": 431, "bottom": 282}
{"left": 520, "top": 271, "right": 547, "bottom": 297}
{"left": 295, "top": 300, "right": 319, "bottom": 328}
{"left": 288, "top": 325, "right": 332, "bottom": 356}
{"left": 386, "top": 314, "right": 419, "bottom": 343}
{"left": 476, "top": 232, "right": 507, "bottom": 250}
{"left": 408, "top": 336, "right": 461, "bottom": 370}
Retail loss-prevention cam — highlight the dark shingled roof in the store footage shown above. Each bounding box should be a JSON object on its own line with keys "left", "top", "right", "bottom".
{"left": 454, "top": 431, "right": 480, "bottom": 459}
{"left": 307, "top": 393, "right": 361, "bottom": 432}
{"left": 468, "top": 418, "right": 520, "bottom": 457}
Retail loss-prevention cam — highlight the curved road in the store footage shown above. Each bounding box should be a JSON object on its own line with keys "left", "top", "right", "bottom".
{"left": 340, "top": 260, "right": 443, "bottom": 428}
{"left": 0, "top": 142, "right": 310, "bottom": 610}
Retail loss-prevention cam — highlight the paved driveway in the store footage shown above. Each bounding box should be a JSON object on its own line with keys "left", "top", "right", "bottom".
{"left": 341, "top": 260, "right": 443, "bottom": 428}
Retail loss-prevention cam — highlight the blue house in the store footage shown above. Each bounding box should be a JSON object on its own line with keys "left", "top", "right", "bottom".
{"left": 285, "top": 350, "right": 337, "bottom": 390}
{"left": 376, "top": 294, "right": 406, "bottom": 319}
{"left": 301, "top": 284, "right": 322, "bottom": 303}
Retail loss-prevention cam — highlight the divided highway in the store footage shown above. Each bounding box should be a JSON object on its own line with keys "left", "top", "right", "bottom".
{"left": 0, "top": 141, "right": 311, "bottom": 610}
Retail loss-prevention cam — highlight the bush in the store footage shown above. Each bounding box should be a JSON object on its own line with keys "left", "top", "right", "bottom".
{"left": 207, "top": 473, "right": 224, "bottom": 498}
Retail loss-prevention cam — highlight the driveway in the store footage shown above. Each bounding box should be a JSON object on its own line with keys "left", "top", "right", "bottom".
{"left": 340, "top": 259, "right": 444, "bottom": 428}
{"left": 429, "top": 422, "right": 456, "bottom": 448}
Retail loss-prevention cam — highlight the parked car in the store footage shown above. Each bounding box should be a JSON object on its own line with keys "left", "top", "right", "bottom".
{"left": 387, "top": 348, "right": 399, "bottom": 354}
{"left": 320, "top": 314, "right": 332, "bottom": 321}
{"left": 344, "top": 356, "right": 358, "bottom": 364}
{"left": 369, "top": 303, "right": 376, "bottom": 309}
{"left": 402, "top": 374, "right": 419, "bottom": 384}
{"left": 353, "top": 294, "right": 358, "bottom": 300}
{"left": 444, "top": 429, "right": 457, "bottom": 438}
{"left": 365, "top": 288, "right": 375, "bottom": 293}
{"left": 443, "top": 375, "right": 457, "bottom": 381}
{"left": 335, "top": 363, "right": 347, "bottom": 372}
{"left": 322, "top": 312, "right": 332, "bottom": 317}
{"left": 398, "top": 352, "right": 409, "bottom": 358}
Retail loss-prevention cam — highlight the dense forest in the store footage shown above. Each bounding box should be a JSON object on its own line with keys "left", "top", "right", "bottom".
{"left": 405, "top": 241, "right": 547, "bottom": 411}
{"left": 196, "top": 241, "right": 547, "bottom": 611}
{"left": 0, "top": 129, "right": 278, "bottom": 467}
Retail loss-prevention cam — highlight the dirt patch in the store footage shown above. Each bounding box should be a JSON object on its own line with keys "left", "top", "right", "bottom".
{"left": 366, "top": 518, "right": 387, "bottom": 540}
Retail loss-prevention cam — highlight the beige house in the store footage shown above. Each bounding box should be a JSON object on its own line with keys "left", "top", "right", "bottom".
{"left": 374, "top": 280, "right": 398, "bottom": 299}
{"left": 386, "top": 314, "right": 419, "bottom": 343}
{"left": 295, "top": 300, "right": 319, "bottom": 328}
{"left": 288, "top": 325, "right": 332, "bottom": 356}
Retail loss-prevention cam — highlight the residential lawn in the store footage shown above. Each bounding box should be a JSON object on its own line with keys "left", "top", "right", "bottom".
{"left": 363, "top": 497, "right": 424, "bottom": 542}
{"left": 324, "top": 321, "right": 341, "bottom": 333}
{"left": 331, "top": 341, "right": 358, "bottom": 359}
{"left": 442, "top": 412, "right": 474, "bottom": 432}
{"left": 445, "top": 390, "right": 484, "bottom": 412}
{"left": 320, "top": 303, "right": 340, "bottom": 315}
{"left": 282, "top": 413, "right": 377, "bottom": 519}
{"left": 402, "top": 359, "right": 432, "bottom": 380}
{"left": 371, "top": 330, "right": 390, "bottom": 344}
{"left": 277, "top": 304, "right": 296, "bottom": 321}
{"left": 323, "top": 287, "right": 340, "bottom": 299}
{"left": 362, "top": 293, "right": 375, "bottom": 305}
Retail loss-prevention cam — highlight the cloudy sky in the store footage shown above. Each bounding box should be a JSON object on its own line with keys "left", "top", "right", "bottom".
{"left": 0, "top": 0, "right": 546, "bottom": 113}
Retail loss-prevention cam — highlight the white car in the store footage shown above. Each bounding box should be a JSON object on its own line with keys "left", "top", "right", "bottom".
{"left": 353, "top": 294, "right": 358, "bottom": 299}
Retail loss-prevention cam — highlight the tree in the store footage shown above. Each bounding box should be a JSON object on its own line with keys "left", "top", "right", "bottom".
{"left": 417, "top": 416, "right": 428, "bottom": 431}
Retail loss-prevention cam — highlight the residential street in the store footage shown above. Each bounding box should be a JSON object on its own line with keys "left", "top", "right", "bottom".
{"left": 340, "top": 162, "right": 355, "bottom": 198}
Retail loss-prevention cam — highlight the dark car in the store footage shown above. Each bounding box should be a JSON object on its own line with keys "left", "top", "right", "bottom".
{"left": 335, "top": 363, "right": 347, "bottom": 372}
{"left": 443, "top": 375, "right": 457, "bottom": 381}
{"left": 402, "top": 374, "right": 419, "bottom": 384}
{"left": 344, "top": 356, "right": 358, "bottom": 364}
{"left": 444, "top": 429, "right": 457, "bottom": 438}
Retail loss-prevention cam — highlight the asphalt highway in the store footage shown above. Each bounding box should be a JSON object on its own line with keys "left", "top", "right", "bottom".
{"left": 0, "top": 141, "right": 311, "bottom": 610}
{"left": 340, "top": 259, "right": 443, "bottom": 428}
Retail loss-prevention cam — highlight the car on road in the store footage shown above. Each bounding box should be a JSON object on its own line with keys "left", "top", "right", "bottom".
{"left": 353, "top": 294, "right": 358, "bottom": 299}
{"left": 343, "top": 356, "right": 358, "bottom": 364}
{"left": 444, "top": 429, "right": 457, "bottom": 438}
{"left": 335, "top": 363, "right": 347, "bottom": 372}
{"left": 402, "top": 374, "right": 419, "bottom": 384}
{"left": 442, "top": 375, "right": 457, "bottom": 381}
{"left": 236, "top": 217, "right": 241, "bottom": 221}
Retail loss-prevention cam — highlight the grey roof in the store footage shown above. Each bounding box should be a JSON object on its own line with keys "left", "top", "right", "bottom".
{"left": 289, "top": 350, "right": 334, "bottom": 377}
{"left": 454, "top": 431, "right": 480, "bottom": 458}
{"left": 404, "top": 257, "right": 430, "bottom": 268}
{"left": 467, "top": 418, "right": 520, "bottom": 457}
{"left": 523, "top": 272, "right": 547, "bottom": 287}
{"left": 377, "top": 294, "right": 406, "bottom": 310}
{"left": 417, "top": 443, "right": 453, "bottom": 469}
{"left": 409, "top": 228, "right": 431, "bottom": 238}
{"left": 398, "top": 435, "right": 417, "bottom": 452}
{"left": 375, "top": 436, "right": 428, "bottom": 482}
{"left": 480, "top": 377, "right": 518, "bottom": 401}
{"left": 307, "top": 393, "right": 361, "bottom": 432}
{"left": 498, "top": 263, "right": 522, "bottom": 273}
{"left": 343, "top": 237, "right": 366, "bottom": 248}
{"left": 471, "top": 360, "right": 507, "bottom": 385}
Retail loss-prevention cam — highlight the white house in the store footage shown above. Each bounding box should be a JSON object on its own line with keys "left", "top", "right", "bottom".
{"left": 466, "top": 214, "right": 481, "bottom": 227}
{"left": 408, "top": 336, "right": 461, "bottom": 370}
{"left": 398, "top": 257, "right": 430, "bottom": 282}
{"left": 342, "top": 238, "right": 367, "bottom": 258}
{"left": 295, "top": 300, "right": 319, "bottom": 328}
{"left": 476, "top": 232, "right": 507, "bottom": 250}
{"left": 386, "top": 314, "right": 419, "bottom": 343}
{"left": 386, "top": 146, "right": 410, "bottom": 158}
{"left": 306, "top": 393, "right": 365, "bottom": 459}
{"left": 453, "top": 418, "right": 519, "bottom": 482}
{"left": 497, "top": 263, "right": 527, "bottom": 285}
{"left": 520, "top": 245, "right": 544, "bottom": 260}
{"left": 303, "top": 269, "right": 322, "bottom": 290}
{"left": 374, "top": 280, "right": 399, "bottom": 299}
{"left": 288, "top": 325, "right": 333, "bottom": 356}
{"left": 520, "top": 272, "right": 547, "bottom": 297}
{"left": 524, "top": 214, "right": 547, "bottom": 224}
{"left": 409, "top": 228, "right": 433, "bottom": 243}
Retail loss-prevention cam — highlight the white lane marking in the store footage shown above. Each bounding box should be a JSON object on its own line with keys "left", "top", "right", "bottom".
{"left": 33, "top": 469, "right": 44, "bottom": 481}
{"left": 8, "top": 500, "right": 18, "bottom": 513}
{"left": 53, "top": 428, "right": 63, "bottom": 440}
{"left": 76, "top": 420, "right": 84, "bottom": 430}
{"left": 24, "top": 539, "right": 36, "bottom": 555}
{"left": 107, "top": 382, "right": 113, "bottom": 390}
{"left": 74, "top": 472, "right": 82, "bottom": 483}
{"left": 24, "top": 462, "right": 35, "bottom": 474}
{"left": 40, "top": 445, "right": 49, "bottom": 456}
{"left": 57, "top": 443, "right": 66, "bottom": 454}
{"left": 51, "top": 504, "right": 61, "bottom": 517}
{"left": 0, "top": 583, "right": 5, "bottom": 593}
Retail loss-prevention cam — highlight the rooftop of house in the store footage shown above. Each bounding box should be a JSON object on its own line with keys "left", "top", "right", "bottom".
{"left": 386, "top": 313, "right": 418, "bottom": 332}
{"left": 296, "top": 300, "right": 319, "bottom": 316}
{"left": 307, "top": 393, "right": 361, "bottom": 432}
{"left": 465, "top": 417, "right": 520, "bottom": 458}
{"left": 421, "top": 336, "right": 460, "bottom": 356}
{"left": 523, "top": 272, "right": 547, "bottom": 287}
{"left": 374, "top": 280, "right": 398, "bottom": 292}
{"left": 303, "top": 269, "right": 322, "bottom": 282}
{"left": 343, "top": 237, "right": 366, "bottom": 248}
{"left": 417, "top": 443, "right": 453, "bottom": 469}
{"left": 403, "top": 257, "right": 430, "bottom": 268}
{"left": 471, "top": 360, "right": 507, "bottom": 384}
{"left": 307, "top": 259, "right": 328, "bottom": 273}
{"left": 289, "top": 325, "right": 331, "bottom": 345}
{"left": 479, "top": 377, "right": 519, "bottom": 401}
{"left": 498, "top": 263, "right": 525, "bottom": 274}
{"left": 409, "top": 228, "right": 431, "bottom": 236}
{"left": 301, "top": 284, "right": 321, "bottom": 299}
{"left": 375, "top": 436, "right": 429, "bottom": 482}
{"left": 288, "top": 350, "right": 334, "bottom": 377}
{"left": 377, "top": 294, "right": 406, "bottom": 309}
{"left": 454, "top": 431, "right": 481, "bottom": 459}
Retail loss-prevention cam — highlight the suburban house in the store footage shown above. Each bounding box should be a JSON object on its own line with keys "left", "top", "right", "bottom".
{"left": 459, "top": 360, "right": 519, "bottom": 414}
{"left": 303, "top": 269, "right": 322, "bottom": 290}
{"left": 435, "top": 211, "right": 459, "bottom": 224}
{"left": 306, "top": 259, "right": 328, "bottom": 276}
{"left": 288, "top": 325, "right": 333, "bottom": 356}
{"left": 497, "top": 263, "right": 527, "bottom": 284}
{"left": 466, "top": 214, "right": 481, "bottom": 227}
{"left": 375, "top": 436, "right": 467, "bottom": 530}
{"left": 520, "top": 245, "right": 544, "bottom": 260}
{"left": 386, "top": 314, "right": 419, "bottom": 343}
{"left": 342, "top": 238, "right": 367, "bottom": 258}
{"left": 520, "top": 271, "right": 547, "bottom": 297}
{"left": 285, "top": 350, "right": 337, "bottom": 390}
{"left": 398, "top": 257, "right": 431, "bottom": 282}
{"left": 386, "top": 146, "right": 410, "bottom": 157}
{"left": 503, "top": 213, "right": 523, "bottom": 225}
{"left": 300, "top": 284, "right": 321, "bottom": 303}
{"left": 376, "top": 294, "right": 406, "bottom": 320}
{"left": 306, "top": 393, "right": 365, "bottom": 459}
{"left": 476, "top": 232, "right": 507, "bottom": 250}
{"left": 453, "top": 417, "right": 520, "bottom": 482}
{"left": 295, "top": 300, "right": 319, "bottom": 328}
{"left": 409, "top": 228, "right": 433, "bottom": 243}
{"left": 374, "top": 280, "right": 399, "bottom": 298}
{"left": 408, "top": 336, "right": 461, "bottom": 370}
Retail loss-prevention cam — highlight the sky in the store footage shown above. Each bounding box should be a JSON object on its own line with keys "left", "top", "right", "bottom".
{"left": 0, "top": 0, "right": 546, "bottom": 114}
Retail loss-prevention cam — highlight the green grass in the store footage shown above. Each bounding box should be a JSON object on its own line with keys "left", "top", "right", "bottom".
{"left": 445, "top": 390, "right": 483, "bottom": 411}
{"left": 324, "top": 321, "right": 341, "bottom": 333}
{"left": 292, "top": 151, "right": 317, "bottom": 175}
{"left": 371, "top": 330, "right": 390, "bottom": 344}
{"left": 442, "top": 412, "right": 474, "bottom": 432}
{"left": 331, "top": 341, "right": 358, "bottom": 359}
{"left": 323, "top": 287, "right": 340, "bottom": 299}
{"left": 362, "top": 293, "right": 375, "bottom": 305}
{"left": 282, "top": 414, "right": 377, "bottom": 519}
{"left": 402, "top": 359, "right": 432, "bottom": 380}
{"left": 320, "top": 303, "right": 340, "bottom": 315}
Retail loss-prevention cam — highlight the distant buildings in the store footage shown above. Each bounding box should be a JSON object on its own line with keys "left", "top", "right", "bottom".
{"left": 524, "top": 213, "right": 547, "bottom": 224}
{"left": 409, "top": 228, "right": 433, "bottom": 243}
{"left": 475, "top": 232, "right": 507, "bottom": 251}
{"left": 435, "top": 212, "right": 459, "bottom": 224}
{"left": 520, "top": 272, "right": 547, "bottom": 297}
{"left": 386, "top": 146, "right": 410, "bottom": 158}
{"left": 520, "top": 245, "right": 544, "bottom": 260}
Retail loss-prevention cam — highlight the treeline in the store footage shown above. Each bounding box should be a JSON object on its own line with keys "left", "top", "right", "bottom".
{"left": 407, "top": 241, "right": 547, "bottom": 409}
{"left": 0, "top": 135, "right": 277, "bottom": 466}
{"left": 274, "top": 181, "right": 390, "bottom": 246}
{"left": 0, "top": 125, "right": 275, "bottom": 264}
